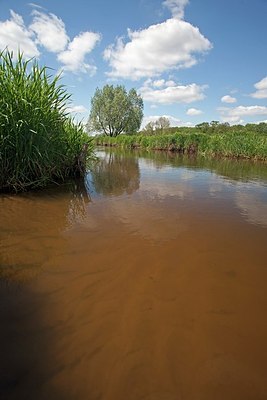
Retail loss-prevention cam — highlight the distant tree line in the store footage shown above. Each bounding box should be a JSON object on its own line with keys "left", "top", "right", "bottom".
{"left": 141, "top": 120, "right": 267, "bottom": 136}
{"left": 194, "top": 121, "right": 267, "bottom": 135}
{"left": 87, "top": 84, "right": 267, "bottom": 137}
{"left": 142, "top": 120, "right": 267, "bottom": 136}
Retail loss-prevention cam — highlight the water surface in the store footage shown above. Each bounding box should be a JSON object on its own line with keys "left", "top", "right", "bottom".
{"left": 1, "top": 149, "right": 267, "bottom": 400}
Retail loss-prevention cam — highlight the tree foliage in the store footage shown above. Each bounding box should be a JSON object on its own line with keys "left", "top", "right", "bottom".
{"left": 155, "top": 117, "right": 170, "bottom": 131}
{"left": 88, "top": 85, "right": 143, "bottom": 136}
{"left": 144, "top": 121, "right": 155, "bottom": 135}
{"left": 144, "top": 117, "right": 170, "bottom": 134}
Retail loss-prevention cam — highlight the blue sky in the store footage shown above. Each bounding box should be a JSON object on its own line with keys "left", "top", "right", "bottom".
{"left": 1, "top": 0, "right": 267, "bottom": 128}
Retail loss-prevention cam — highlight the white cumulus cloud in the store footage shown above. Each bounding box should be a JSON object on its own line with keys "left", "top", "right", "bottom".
{"left": 57, "top": 31, "right": 101, "bottom": 74}
{"left": 142, "top": 115, "right": 182, "bottom": 128}
{"left": 219, "top": 105, "right": 267, "bottom": 124}
{"left": 104, "top": 18, "right": 212, "bottom": 80}
{"left": 152, "top": 79, "right": 166, "bottom": 87}
{"left": 142, "top": 115, "right": 194, "bottom": 128}
{"left": 0, "top": 9, "right": 100, "bottom": 75}
{"left": 250, "top": 76, "right": 267, "bottom": 99}
{"left": 66, "top": 105, "right": 88, "bottom": 114}
{"left": 28, "top": 3, "right": 46, "bottom": 10}
{"left": 163, "top": 0, "right": 189, "bottom": 19}
{"left": 221, "top": 95, "right": 237, "bottom": 103}
{"left": 0, "top": 10, "right": 39, "bottom": 58}
{"left": 139, "top": 79, "right": 207, "bottom": 104}
{"left": 186, "top": 108, "right": 203, "bottom": 116}
{"left": 30, "top": 10, "right": 69, "bottom": 53}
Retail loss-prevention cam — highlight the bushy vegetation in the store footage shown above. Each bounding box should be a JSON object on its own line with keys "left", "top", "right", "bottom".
{"left": 0, "top": 50, "right": 93, "bottom": 192}
{"left": 141, "top": 120, "right": 267, "bottom": 136}
{"left": 94, "top": 126, "right": 267, "bottom": 161}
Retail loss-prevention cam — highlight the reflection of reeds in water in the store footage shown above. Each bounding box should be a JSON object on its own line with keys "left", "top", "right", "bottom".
{"left": 0, "top": 180, "right": 91, "bottom": 283}
{"left": 101, "top": 147, "right": 267, "bottom": 183}
{"left": 67, "top": 179, "right": 92, "bottom": 225}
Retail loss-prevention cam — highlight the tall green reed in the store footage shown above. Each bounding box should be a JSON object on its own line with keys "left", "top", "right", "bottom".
{"left": 0, "top": 50, "right": 93, "bottom": 192}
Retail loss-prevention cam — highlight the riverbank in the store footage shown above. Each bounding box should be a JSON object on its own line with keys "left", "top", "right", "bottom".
{"left": 94, "top": 131, "right": 267, "bottom": 161}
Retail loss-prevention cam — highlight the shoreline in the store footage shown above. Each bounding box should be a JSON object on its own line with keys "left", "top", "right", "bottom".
{"left": 93, "top": 133, "right": 267, "bottom": 162}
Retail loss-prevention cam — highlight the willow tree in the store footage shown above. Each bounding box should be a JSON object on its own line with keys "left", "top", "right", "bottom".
{"left": 88, "top": 85, "right": 143, "bottom": 136}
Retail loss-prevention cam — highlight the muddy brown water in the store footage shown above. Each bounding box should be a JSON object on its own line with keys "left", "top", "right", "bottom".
{"left": 1, "top": 149, "right": 267, "bottom": 400}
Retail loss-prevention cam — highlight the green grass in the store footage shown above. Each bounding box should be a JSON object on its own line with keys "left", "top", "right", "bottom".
{"left": 0, "top": 50, "right": 93, "bottom": 192}
{"left": 94, "top": 131, "right": 267, "bottom": 161}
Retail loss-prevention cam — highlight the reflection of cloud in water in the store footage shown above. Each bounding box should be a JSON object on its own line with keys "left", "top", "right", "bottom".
{"left": 106, "top": 177, "right": 194, "bottom": 241}
{"left": 179, "top": 170, "right": 195, "bottom": 181}
{"left": 141, "top": 163, "right": 195, "bottom": 181}
{"left": 141, "top": 179, "right": 194, "bottom": 201}
{"left": 209, "top": 183, "right": 223, "bottom": 198}
{"left": 235, "top": 191, "right": 267, "bottom": 228}
{"left": 109, "top": 199, "right": 188, "bottom": 242}
{"left": 91, "top": 155, "right": 195, "bottom": 241}
{"left": 88, "top": 155, "right": 195, "bottom": 241}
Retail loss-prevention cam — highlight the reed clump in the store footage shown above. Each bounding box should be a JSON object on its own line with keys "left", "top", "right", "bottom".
{"left": 0, "top": 50, "right": 93, "bottom": 192}
{"left": 94, "top": 131, "right": 267, "bottom": 161}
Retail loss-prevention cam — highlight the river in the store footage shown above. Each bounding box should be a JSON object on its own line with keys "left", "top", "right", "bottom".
{"left": 1, "top": 149, "right": 267, "bottom": 400}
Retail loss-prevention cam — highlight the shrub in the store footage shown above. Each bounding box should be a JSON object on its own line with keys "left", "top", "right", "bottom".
{"left": 93, "top": 131, "right": 267, "bottom": 160}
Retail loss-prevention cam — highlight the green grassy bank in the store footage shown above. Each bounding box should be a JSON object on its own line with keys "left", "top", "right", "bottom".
{"left": 0, "top": 51, "right": 93, "bottom": 192}
{"left": 94, "top": 131, "right": 267, "bottom": 161}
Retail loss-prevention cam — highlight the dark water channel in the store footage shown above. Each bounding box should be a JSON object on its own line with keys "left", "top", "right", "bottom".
{"left": 1, "top": 149, "right": 267, "bottom": 400}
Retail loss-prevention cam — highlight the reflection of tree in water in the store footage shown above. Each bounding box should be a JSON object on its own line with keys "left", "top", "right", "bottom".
{"left": 0, "top": 180, "right": 91, "bottom": 283}
{"left": 90, "top": 152, "right": 140, "bottom": 196}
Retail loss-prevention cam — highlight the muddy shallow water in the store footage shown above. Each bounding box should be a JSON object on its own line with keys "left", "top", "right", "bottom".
{"left": 1, "top": 149, "right": 267, "bottom": 400}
